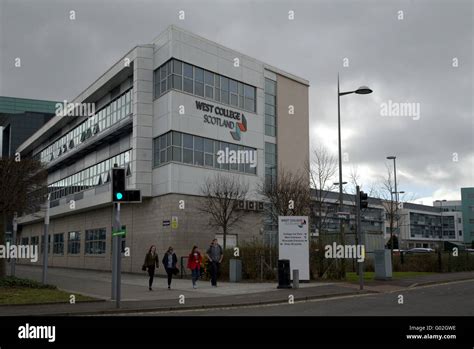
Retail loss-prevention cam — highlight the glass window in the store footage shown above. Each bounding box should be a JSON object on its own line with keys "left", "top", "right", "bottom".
{"left": 173, "top": 75, "right": 182, "bottom": 90}
{"left": 183, "top": 134, "right": 193, "bottom": 149}
{"left": 230, "top": 94, "right": 238, "bottom": 107}
{"left": 205, "top": 153, "right": 213, "bottom": 167}
{"left": 221, "top": 77, "right": 229, "bottom": 91}
{"left": 183, "top": 78, "right": 193, "bottom": 93}
{"left": 194, "top": 151, "right": 204, "bottom": 166}
{"left": 173, "top": 60, "right": 182, "bottom": 75}
{"left": 205, "top": 86, "right": 213, "bottom": 99}
{"left": 160, "top": 135, "right": 167, "bottom": 148}
{"left": 215, "top": 75, "right": 220, "bottom": 88}
{"left": 68, "top": 231, "right": 81, "bottom": 255}
{"left": 204, "top": 138, "right": 213, "bottom": 153}
{"left": 183, "top": 148, "right": 193, "bottom": 164}
{"left": 229, "top": 80, "right": 238, "bottom": 93}
{"left": 244, "top": 84, "right": 254, "bottom": 98}
{"left": 195, "top": 67, "right": 204, "bottom": 82}
{"left": 265, "top": 79, "right": 276, "bottom": 95}
{"left": 172, "top": 146, "right": 182, "bottom": 162}
{"left": 160, "top": 64, "right": 167, "bottom": 80}
{"left": 172, "top": 131, "right": 182, "bottom": 146}
{"left": 53, "top": 233, "right": 64, "bottom": 255}
{"left": 205, "top": 71, "right": 214, "bottom": 85}
{"left": 183, "top": 63, "right": 193, "bottom": 78}
{"left": 85, "top": 228, "right": 106, "bottom": 255}
{"left": 195, "top": 81, "right": 204, "bottom": 97}
{"left": 221, "top": 91, "right": 229, "bottom": 104}
{"left": 194, "top": 136, "right": 204, "bottom": 151}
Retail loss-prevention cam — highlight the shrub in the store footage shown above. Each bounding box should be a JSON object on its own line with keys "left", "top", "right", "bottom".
{"left": 0, "top": 276, "right": 56, "bottom": 289}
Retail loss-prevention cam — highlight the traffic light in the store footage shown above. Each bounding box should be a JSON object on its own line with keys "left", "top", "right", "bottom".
{"left": 112, "top": 168, "right": 126, "bottom": 202}
{"left": 360, "top": 191, "right": 368, "bottom": 209}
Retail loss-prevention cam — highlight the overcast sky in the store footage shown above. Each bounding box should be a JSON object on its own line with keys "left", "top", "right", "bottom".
{"left": 0, "top": 0, "right": 472, "bottom": 204}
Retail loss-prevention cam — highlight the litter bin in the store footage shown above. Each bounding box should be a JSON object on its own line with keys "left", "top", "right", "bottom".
{"left": 277, "top": 259, "right": 292, "bottom": 289}
{"left": 229, "top": 259, "right": 242, "bottom": 282}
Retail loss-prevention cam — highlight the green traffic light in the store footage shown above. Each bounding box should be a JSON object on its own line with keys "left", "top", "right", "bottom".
{"left": 116, "top": 192, "right": 123, "bottom": 200}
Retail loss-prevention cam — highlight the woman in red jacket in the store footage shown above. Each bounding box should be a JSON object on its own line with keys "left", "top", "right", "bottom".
{"left": 187, "top": 245, "right": 202, "bottom": 289}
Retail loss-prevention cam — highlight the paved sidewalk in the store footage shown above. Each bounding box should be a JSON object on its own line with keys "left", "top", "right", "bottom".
{"left": 1, "top": 265, "right": 473, "bottom": 316}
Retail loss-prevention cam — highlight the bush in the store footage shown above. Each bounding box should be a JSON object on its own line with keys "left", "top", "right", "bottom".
{"left": 393, "top": 252, "right": 474, "bottom": 273}
{"left": 0, "top": 276, "right": 56, "bottom": 289}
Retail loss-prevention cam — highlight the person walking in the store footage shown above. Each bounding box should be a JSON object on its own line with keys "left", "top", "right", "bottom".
{"left": 206, "top": 239, "right": 223, "bottom": 287}
{"left": 187, "top": 245, "right": 202, "bottom": 289}
{"left": 143, "top": 245, "right": 159, "bottom": 291}
{"left": 162, "top": 246, "right": 178, "bottom": 289}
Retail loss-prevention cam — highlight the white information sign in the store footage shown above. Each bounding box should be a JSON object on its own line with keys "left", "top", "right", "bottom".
{"left": 278, "top": 216, "right": 310, "bottom": 281}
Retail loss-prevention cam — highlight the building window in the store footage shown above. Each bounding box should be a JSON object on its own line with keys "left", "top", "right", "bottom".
{"left": 48, "top": 150, "right": 131, "bottom": 201}
{"left": 68, "top": 231, "right": 81, "bottom": 255}
{"left": 41, "top": 235, "right": 51, "bottom": 254}
{"left": 31, "top": 236, "right": 39, "bottom": 247}
{"left": 265, "top": 78, "right": 276, "bottom": 137}
{"left": 154, "top": 59, "right": 256, "bottom": 113}
{"left": 153, "top": 131, "right": 257, "bottom": 175}
{"left": 53, "top": 233, "right": 64, "bottom": 255}
{"left": 21, "top": 237, "right": 29, "bottom": 245}
{"left": 85, "top": 228, "right": 106, "bottom": 255}
{"left": 265, "top": 142, "right": 277, "bottom": 187}
{"left": 36, "top": 89, "right": 133, "bottom": 164}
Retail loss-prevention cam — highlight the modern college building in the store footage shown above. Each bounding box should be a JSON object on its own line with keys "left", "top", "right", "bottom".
{"left": 16, "top": 25, "right": 309, "bottom": 273}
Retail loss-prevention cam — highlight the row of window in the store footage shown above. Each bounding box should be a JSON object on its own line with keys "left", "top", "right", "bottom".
{"left": 265, "top": 142, "right": 277, "bottom": 186}
{"left": 48, "top": 150, "right": 131, "bottom": 201}
{"left": 37, "top": 90, "right": 133, "bottom": 164}
{"left": 21, "top": 228, "right": 109, "bottom": 255}
{"left": 154, "top": 59, "right": 256, "bottom": 113}
{"left": 153, "top": 131, "right": 257, "bottom": 174}
{"left": 264, "top": 78, "right": 277, "bottom": 137}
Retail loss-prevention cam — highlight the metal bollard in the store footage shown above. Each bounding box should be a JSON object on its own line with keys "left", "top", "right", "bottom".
{"left": 292, "top": 269, "right": 299, "bottom": 289}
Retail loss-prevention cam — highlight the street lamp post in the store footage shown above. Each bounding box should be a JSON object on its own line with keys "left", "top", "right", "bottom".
{"left": 337, "top": 75, "right": 372, "bottom": 264}
{"left": 387, "top": 156, "right": 400, "bottom": 255}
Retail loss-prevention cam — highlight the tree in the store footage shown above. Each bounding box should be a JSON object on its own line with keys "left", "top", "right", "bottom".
{"left": 386, "top": 235, "right": 399, "bottom": 249}
{"left": 258, "top": 167, "right": 311, "bottom": 223}
{"left": 0, "top": 157, "right": 47, "bottom": 278}
{"left": 306, "top": 145, "right": 337, "bottom": 238}
{"left": 199, "top": 173, "right": 249, "bottom": 250}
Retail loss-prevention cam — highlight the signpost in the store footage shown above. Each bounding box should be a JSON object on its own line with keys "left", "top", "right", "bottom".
{"left": 278, "top": 216, "right": 310, "bottom": 281}
{"left": 111, "top": 166, "right": 141, "bottom": 308}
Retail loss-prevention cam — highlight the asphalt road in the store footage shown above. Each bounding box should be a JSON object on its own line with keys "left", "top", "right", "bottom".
{"left": 133, "top": 279, "right": 474, "bottom": 316}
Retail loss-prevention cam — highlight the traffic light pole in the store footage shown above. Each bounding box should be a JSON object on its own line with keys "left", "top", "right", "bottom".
{"left": 111, "top": 202, "right": 122, "bottom": 307}
{"left": 356, "top": 186, "right": 364, "bottom": 290}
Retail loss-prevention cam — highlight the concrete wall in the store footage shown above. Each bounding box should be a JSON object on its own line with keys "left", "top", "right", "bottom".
{"left": 276, "top": 74, "right": 309, "bottom": 176}
{"left": 18, "top": 195, "right": 263, "bottom": 274}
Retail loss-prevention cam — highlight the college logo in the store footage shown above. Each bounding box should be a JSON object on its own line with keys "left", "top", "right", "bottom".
{"left": 230, "top": 114, "right": 247, "bottom": 141}
{"left": 297, "top": 219, "right": 307, "bottom": 228}
{"left": 197, "top": 100, "right": 248, "bottom": 141}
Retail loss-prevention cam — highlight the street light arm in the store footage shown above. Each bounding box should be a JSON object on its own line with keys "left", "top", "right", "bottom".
{"left": 339, "top": 91, "right": 356, "bottom": 96}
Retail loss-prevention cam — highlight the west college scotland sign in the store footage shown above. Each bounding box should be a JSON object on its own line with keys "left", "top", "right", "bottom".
{"left": 196, "top": 100, "right": 247, "bottom": 141}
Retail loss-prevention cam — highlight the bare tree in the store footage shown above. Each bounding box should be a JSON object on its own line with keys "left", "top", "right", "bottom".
{"left": 199, "top": 173, "right": 249, "bottom": 250}
{"left": 306, "top": 145, "right": 338, "bottom": 238}
{"left": 258, "top": 167, "right": 311, "bottom": 222}
{"left": 0, "top": 157, "right": 47, "bottom": 278}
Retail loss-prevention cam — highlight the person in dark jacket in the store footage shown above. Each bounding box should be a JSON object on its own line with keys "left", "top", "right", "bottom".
{"left": 162, "top": 246, "right": 178, "bottom": 289}
{"left": 187, "top": 245, "right": 202, "bottom": 289}
{"left": 143, "top": 245, "right": 159, "bottom": 291}
{"left": 206, "top": 239, "right": 223, "bottom": 287}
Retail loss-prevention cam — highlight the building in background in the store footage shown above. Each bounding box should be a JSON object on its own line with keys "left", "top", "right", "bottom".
{"left": 397, "top": 202, "right": 464, "bottom": 250}
{"left": 16, "top": 25, "right": 309, "bottom": 273}
{"left": 461, "top": 187, "right": 474, "bottom": 247}
{"left": 310, "top": 189, "right": 386, "bottom": 255}
{"left": 0, "top": 96, "right": 57, "bottom": 157}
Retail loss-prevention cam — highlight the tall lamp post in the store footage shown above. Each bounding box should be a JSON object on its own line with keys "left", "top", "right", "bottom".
{"left": 337, "top": 75, "right": 372, "bottom": 249}
{"left": 387, "top": 156, "right": 399, "bottom": 255}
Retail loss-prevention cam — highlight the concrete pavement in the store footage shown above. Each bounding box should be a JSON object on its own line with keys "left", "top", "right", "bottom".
{"left": 1, "top": 265, "right": 473, "bottom": 316}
